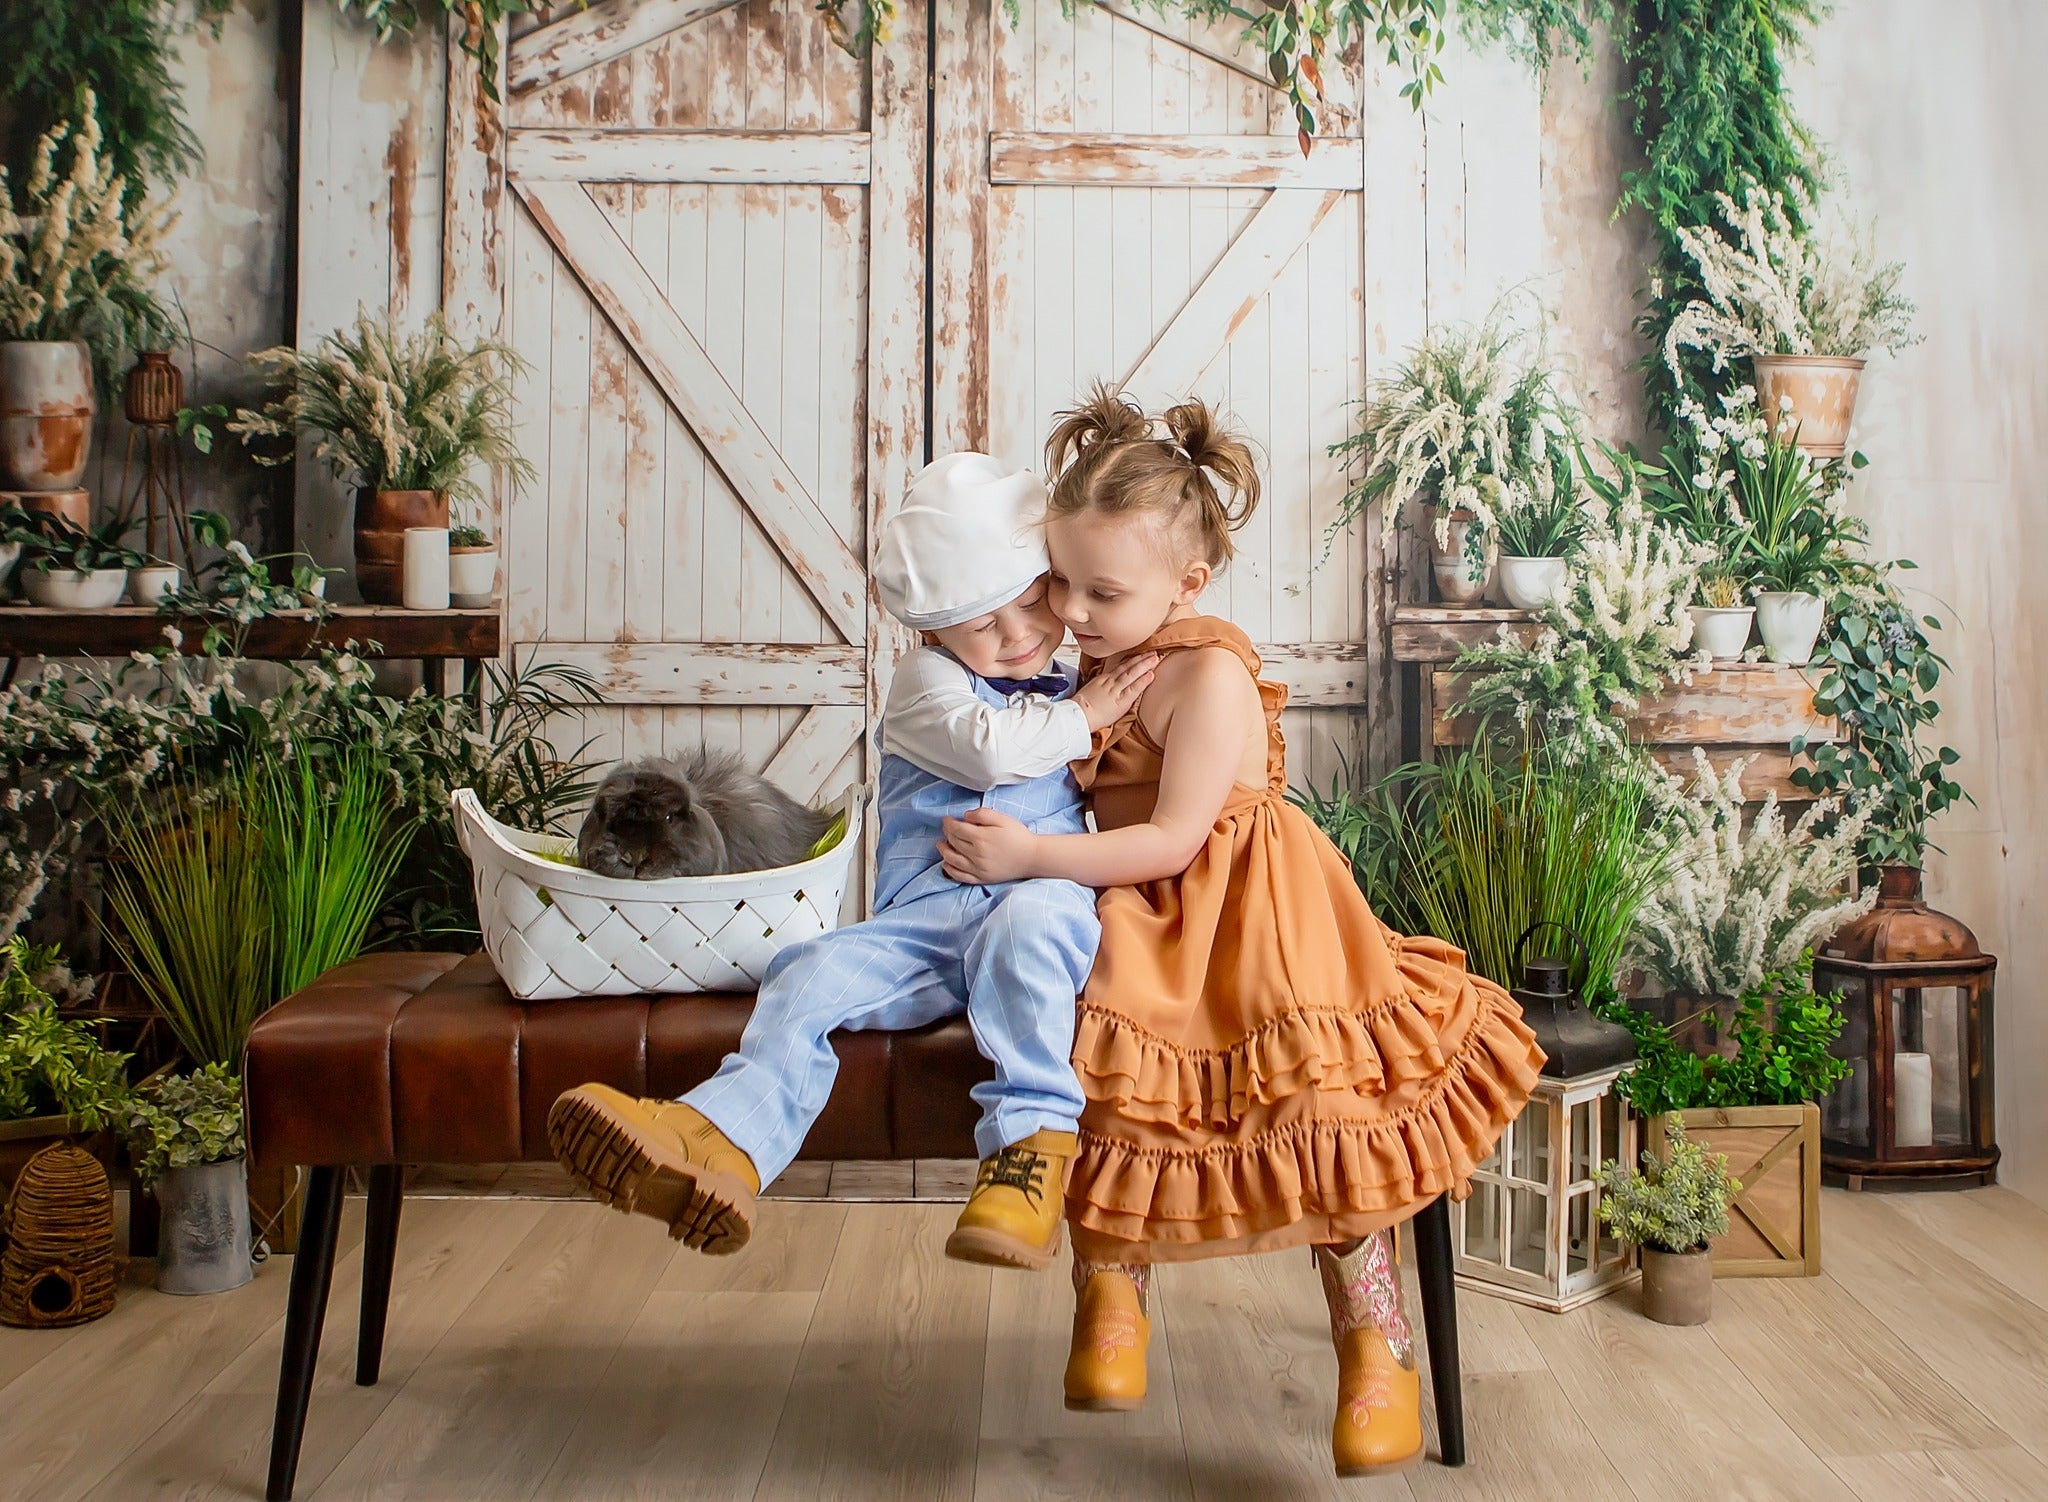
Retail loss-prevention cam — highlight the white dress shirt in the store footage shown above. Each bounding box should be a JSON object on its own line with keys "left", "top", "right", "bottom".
{"left": 881, "top": 646, "right": 1091, "bottom": 793}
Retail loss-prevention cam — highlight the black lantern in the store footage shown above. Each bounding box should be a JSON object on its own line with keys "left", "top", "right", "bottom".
{"left": 1511, "top": 924, "right": 1639, "bottom": 1079}
{"left": 1817, "top": 865, "right": 1998, "bottom": 1188}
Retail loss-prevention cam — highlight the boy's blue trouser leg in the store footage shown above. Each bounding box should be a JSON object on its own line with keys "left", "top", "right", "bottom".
{"left": 682, "top": 899, "right": 963, "bottom": 1186}
{"left": 961, "top": 880, "right": 1098, "bottom": 1161}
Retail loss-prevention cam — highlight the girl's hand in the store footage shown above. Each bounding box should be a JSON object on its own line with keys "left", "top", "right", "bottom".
{"left": 1071, "top": 652, "right": 1159, "bottom": 733}
{"left": 939, "top": 808, "right": 1038, "bottom": 885}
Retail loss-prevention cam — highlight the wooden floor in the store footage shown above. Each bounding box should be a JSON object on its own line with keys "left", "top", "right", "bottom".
{"left": 5, "top": 1185, "right": 2048, "bottom": 1501}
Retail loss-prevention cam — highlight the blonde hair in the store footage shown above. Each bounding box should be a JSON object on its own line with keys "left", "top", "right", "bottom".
{"left": 1042, "top": 384, "right": 1261, "bottom": 566}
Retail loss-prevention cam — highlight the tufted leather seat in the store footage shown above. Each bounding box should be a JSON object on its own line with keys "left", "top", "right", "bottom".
{"left": 244, "top": 951, "right": 992, "bottom": 1170}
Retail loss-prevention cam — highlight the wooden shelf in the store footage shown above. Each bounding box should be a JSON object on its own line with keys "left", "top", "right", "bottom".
{"left": 0, "top": 605, "right": 501, "bottom": 663}
{"left": 1391, "top": 604, "right": 1541, "bottom": 662}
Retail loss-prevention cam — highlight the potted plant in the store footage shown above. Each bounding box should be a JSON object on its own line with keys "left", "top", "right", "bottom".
{"left": 122, "top": 1063, "right": 250, "bottom": 1295}
{"left": 1732, "top": 429, "right": 1860, "bottom": 665}
{"left": 1494, "top": 485, "right": 1586, "bottom": 611}
{"left": 227, "top": 311, "right": 532, "bottom": 604}
{"left": 448, "top": 520, "right": 497, "bottom": 607}
{"left": 1329, "top": 298, "right": 1577, "bottom": 606}
{"left": 0, "top": 939, "right": 131, "bottom": 1202}
{"left": 1688, "top": 567, "right": 1754, "bottom": 662}
{"left": 1598, "top": 1120, "right": 1739, "bottom": 1325}
{"left": 10, "top": 512, "right": 144, "bottom": 609}
{"left": 0, "top": 92, "right": 174, "bottom": 489}
{"left": 127, "top": 556, "right": 182, "bottom": 605}
{"left": 1665, "top": 182, "right": 1918, "bottom": 457}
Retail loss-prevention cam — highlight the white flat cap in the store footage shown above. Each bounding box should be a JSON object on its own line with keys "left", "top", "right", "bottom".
{"left": 874, "top": 453, "right": 1051, "bottom": 630}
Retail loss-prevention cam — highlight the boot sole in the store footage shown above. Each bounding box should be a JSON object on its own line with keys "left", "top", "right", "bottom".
{"left": 944, "top": 1222, "right": 1063, "bottom": 1271}
{"left": 547, "top": 1090, "right": 755, "bottom": 1255}
{"left": 1063, "top": 1394, "right": 1146, "bottom": 1413}
{"left": 1335, "top": 1448, "right": 1424, "bottom": 1478}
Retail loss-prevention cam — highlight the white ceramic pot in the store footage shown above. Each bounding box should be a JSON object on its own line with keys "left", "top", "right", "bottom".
{"left": 402, "top": 526, "right": 450, "bottom": 610}
{"left": 1688, "top": 605, "right": 1756, "bottom": 663}
{"left": 1750, "top": 354, "right": 1865, "bottom": 458}
{"left": 1754, "top": 590, "right": 1825, "bottom": 665}
{"left": 0, "top": 340, "right": 96, "bottom": 489}
{"left": 154, "top": 1157, "right": 253, "bottom": 1296}
{"left": 22, "top": 566, "right": 128, "bottom": 609}
{"left": 448, "top": 544, "right": 498, "bottom": 607}
{"left": 1429, "top": 510, "right": 1497, "bottom": 606}
{"left": 1498, "top": 555, "right": 1568, "bottom": 612}
{"left": 127, "top": 563, "right": 182, "bottom": 605}
{"left": 0, "top": 538, "right": 18, "bottom": 583}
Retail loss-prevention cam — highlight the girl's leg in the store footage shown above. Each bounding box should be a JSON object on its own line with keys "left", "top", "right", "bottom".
{"left": 1064, "top": 1257, "right": 1153, "bottom": 1412}
{"left": 1316, "top": 1231, "right": 1424, "bottom": 1476}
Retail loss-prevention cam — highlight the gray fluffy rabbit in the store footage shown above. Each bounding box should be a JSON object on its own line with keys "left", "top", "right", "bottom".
{"left": 576, "top": 752, "right": 834, "bottom": 880}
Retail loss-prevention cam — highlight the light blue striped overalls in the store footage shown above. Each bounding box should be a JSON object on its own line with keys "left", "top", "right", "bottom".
{"left": 683, "top": 672, "right": 1100, "bottom": 1184}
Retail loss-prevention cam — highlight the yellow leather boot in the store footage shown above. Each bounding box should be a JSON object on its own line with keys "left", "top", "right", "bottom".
{"left": 945, "top": 1129, "right": 1076, "bottom": 1270}
{"left": 1062, "top": 1264, "right": 1151, "bottom": 1412}
{"left": 548, "top": 1083, "right": 761, "bottom": 1254}
{"left": 1318, "top": 1235, "right": 1424, "bottom": 1477}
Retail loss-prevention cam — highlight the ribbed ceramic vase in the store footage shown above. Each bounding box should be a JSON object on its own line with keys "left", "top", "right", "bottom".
{"left": 355, "top": 488, "right": 449, "bottom": 605}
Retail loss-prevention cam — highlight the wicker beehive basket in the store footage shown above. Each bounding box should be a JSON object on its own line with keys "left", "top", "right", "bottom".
{"left": 0, "top": 1142, "right": 117, "bottom": 1328}
{"left": 454, "top": 783, "right": 866, "bottom": 1001}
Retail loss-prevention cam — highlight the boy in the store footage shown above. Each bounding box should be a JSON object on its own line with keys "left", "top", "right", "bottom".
{"left": 549, "top": 453, "right": 1154, "bottom": 1269}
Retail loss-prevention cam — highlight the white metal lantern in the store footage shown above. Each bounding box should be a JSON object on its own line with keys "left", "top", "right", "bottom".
{"left": 1451, "top": 1064, "right": 1637, "bottom": 1312}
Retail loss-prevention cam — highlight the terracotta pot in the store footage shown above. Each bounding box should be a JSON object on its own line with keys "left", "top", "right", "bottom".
{"left": 0, "top": 341, "right": 97, "bottom": 489}
{"left": 449, "top": 543, "right": 498, "bottom": 607}
{"left": 1688, "top": 604, "right": 1755, "bottom": 662}
{"left": 355, "top": 488, "right": 449, "bottom": 605}
{"left": 1429, "top": 509, "right": 1497, "bottom": 606}
{"left": 1640, "top": 1245, "right": 1713, "bottom": 1325}
{"left": 1754, "top": 590, "right": 1825, "bottom": 665}
{"left": 1751, "top": 355, "right": 1864, "bottom": 458}
{"left": 7, "top": 489, "right": 91, "bottom": 531}
{"left": 1498, "top": 554, "right": 1568, "bottom": 611}
{"left": 122, "top": 350, "right": 184, "bottom": 427}
{"left": 22, "top": 567, "right": 128, "bottom": 609}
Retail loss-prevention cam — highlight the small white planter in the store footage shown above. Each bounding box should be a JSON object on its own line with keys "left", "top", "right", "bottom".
{"left": 127, "top": 563, "right": 183, "bottom": 605}
{"left": 1688, "top": 605, "right": 1756, "bottom": 663}
{"left": 1754, "top": 591, "right": 1825, "bottom": 665}
{"left": 1498, "top": 555, "right": 1568, "bottom": 612}
{"left": 449, "top": 544, "right": 498, "bottom": 607}
{"left": 23, "top": 566, "right": 128, "bottom": 608}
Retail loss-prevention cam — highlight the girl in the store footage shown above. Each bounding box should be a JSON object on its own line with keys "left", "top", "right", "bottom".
{"left": 938, "top": 388, "right": 1544, "bottom": 1477}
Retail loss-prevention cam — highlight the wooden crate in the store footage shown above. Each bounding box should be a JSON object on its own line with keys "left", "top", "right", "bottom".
{"left": 1650, "top": 1103, "right": 1822, "bottom": 1278}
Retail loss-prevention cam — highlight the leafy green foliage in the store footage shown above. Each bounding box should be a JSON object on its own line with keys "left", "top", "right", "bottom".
{"left": 1293, "top": 743, "right": 1673, "bottom": 995}
{"left": 156, "top": 511, "right": 334, "bottom": 650}
{"left": 1598, "top": 1119, "right": 1739, "bottom": 1254}
{"left": 5, "top": 512, "right": 146, "bottom": 576}
{"left": 1730, "top": 428, "right": 1868, "bottom": 596}
{"left": 1598, "top": 958, "right": 1852, "bottom": 1115}
{"left": 0, "top": 938, "right": 132, "bottom": 1128}
{"left": 1793, "top": 587, "right": 1970, "bottom": 866}
{"left": 122, "top": 1061, "right": 243, "bottom": 1184}
{"left": 1493, "top": 483, "right": 1588, "bottom": 559}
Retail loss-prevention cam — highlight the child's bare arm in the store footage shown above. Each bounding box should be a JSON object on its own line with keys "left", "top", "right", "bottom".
{"left": 938, "top": 649, "right": 1253, "bottom": 888}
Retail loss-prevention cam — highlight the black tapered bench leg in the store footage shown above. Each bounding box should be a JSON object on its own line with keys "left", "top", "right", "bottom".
{"left": 267, "top": 1165, "right": 344, "bottom": 1502}
{"left": 357, "top": 1165, "right": 403, "bottom": 1386}
{"left": 1413, "top": 1194, "right": 1465, "bottom": 1466}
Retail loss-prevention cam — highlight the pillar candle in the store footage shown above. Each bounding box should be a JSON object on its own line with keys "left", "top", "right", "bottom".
{"left": 1894, "top": 1051, "right": 1935, "bottom": 1148}
{"left": 402, "top": 526, "right": 450, "bottom": 611}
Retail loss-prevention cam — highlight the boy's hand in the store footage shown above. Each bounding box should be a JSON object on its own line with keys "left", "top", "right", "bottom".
{"left": 939, "top": 809, "right": 1038, "bottom": 886}
{"left": 1071, "top": 652, "right": 1158, "bottom": 733}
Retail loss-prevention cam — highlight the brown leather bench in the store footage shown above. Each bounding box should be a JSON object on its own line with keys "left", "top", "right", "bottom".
{"left": 245, "top": 951, "right": 1466, "bottom": 1501}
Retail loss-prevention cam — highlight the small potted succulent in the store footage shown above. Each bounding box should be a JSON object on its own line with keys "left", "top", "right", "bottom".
{"left": 448, "top": 519, "right": 498, "bottom": 607}
{"left": 1687, "top": 567, "right": 1754, "bottom": 662}
{"left": 9, "top": 511, "right": 143, "bottom": 608}
{"left": 1598, "top": 1120, "right": 1740, "bottom": 1325}
{"left": 122, "top": 1063, "right": 251, "bottom": 1295}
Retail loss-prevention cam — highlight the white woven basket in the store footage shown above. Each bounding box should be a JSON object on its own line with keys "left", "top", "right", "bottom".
{"left": 454, "top": 784, "right": 865, "bottom": 1001}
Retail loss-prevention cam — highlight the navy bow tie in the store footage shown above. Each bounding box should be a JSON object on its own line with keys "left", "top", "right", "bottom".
{"left": 984, "top": 670, "right": 1069, "bottom": 698}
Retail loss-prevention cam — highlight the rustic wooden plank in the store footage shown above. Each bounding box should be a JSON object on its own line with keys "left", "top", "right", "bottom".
{"left": 1122, "top": 188, "right": 1340, "bottom": 398}
{"left": 930, "top": 0, "right": 994, "bottom": 454}
{"left": 507, "top": 128, "right": 872, "bottom": 183}
{"left": 0, "top": 606, "right": 501, "bottom": 661}
{"left": 1097, "top": 0, "right": 1271, "bottom": 89}
{"left": 529, "top": 642, "right": 865, "bottom": 704}
{"left": 761, "top": 707, "right": 865, "bottom": 801}
{"left": 1392, "top": 605, "right": 1541, "bottom": 662}
{"left": 992, "top": 132, "right": 1363, "bottom": 189}
{"left": 515, "top": 177, "right": 868, "bottom": 642}
{"left": 445, "top": 12, "right": 509, "bottom": 560}
{"left": 1433, "top": 665, "right": 1838, "bottom": 747}
{"left": 507, "top": 0, "right": 744, "bottom": 95}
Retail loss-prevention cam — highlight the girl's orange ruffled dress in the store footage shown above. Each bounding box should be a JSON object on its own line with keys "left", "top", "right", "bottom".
{"left": 1066, "top": 616, "right": 1547, "bottom": 1263}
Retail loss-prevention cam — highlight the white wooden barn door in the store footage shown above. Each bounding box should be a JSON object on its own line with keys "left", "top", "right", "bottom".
{"left": 483, "top": 0, "right": 924, "bottom": 816}
{"left": 930, "top": 0, "right": 1381, "bottom": 783}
